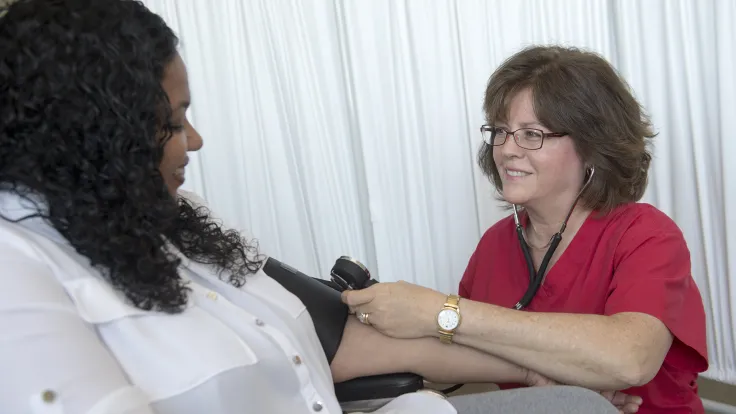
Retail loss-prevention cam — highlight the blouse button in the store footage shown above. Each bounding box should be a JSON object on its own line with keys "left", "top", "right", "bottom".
{"left": 41, "top": 390, "right": 56, "bottom": 403}
{"left": 255, "top": 318, "right": 265, "bottom": 326}
{"left": 312, "top": 401, "right": 324, "bottom": 411}
{"left": 293, "top": 355, "right": 302, "bottom": 365}
{"left": 206, "top": 291, "right": 218, "bottom": 300}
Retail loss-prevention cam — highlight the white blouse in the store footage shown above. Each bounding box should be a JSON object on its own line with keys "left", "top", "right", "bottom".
{"left": 0, "top": 190, "right": 455, "bottom": 414}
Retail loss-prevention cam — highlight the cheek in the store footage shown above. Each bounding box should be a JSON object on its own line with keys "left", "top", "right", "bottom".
{"left": 492, "top": 147, "right": 503, "bottom": 167}
{"left": 161, "top": 132, "right": 187, "bottom": 168}
{"left": 530, "top": 147, "right": 583, "bottom": 186}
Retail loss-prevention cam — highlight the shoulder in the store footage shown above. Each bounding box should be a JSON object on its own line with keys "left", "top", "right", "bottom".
{"left": 601, "top": 203, "right": 687, "bottom": 262}
{"left": 477, "top": 213, "right": 516, "bottom": 248}
{"left": 177, "top": 189, "right": 210, "bottom": 209}
{"left": 0, "top": 211, "right": 61, "bottom": 270}
{"left": 466, "top": 213, "right": 516, "bottom": 270}
{"left": 459, "top": 213, "right": 516, "bottom": 297}
{"left": 606, "top": 202, "right": 681, "bottom": 233}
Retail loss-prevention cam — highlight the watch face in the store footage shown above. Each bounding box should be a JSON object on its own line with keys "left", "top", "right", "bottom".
{"left": 437, "top": 309, "right": 460, "bottom": 330}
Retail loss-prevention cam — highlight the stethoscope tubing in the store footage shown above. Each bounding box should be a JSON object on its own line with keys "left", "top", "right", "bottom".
{"left": 512, "top": 167, "right": 595, "bottom": 310}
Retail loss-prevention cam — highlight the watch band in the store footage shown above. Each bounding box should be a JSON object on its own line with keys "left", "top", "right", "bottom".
{"left": 445, "top": 294, "right": 460, "bottom": 307}
{"left": 439, "top": 331, "right": 454, "bottom": 344}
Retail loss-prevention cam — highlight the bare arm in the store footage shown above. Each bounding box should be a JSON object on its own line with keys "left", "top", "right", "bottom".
{"left": 451, "top": 301, "right": 672, "bottom": 390}
{"left": 331, "top": 315, "right": 528, "bottom": 385}
{"left": 343, "top": 280, "right": 671, "bottom": 390}
{"left": 448, "top": 228, "right": 690, "bottom": 390}
{"left": 342, "top": 227, "right": 691, "bottom": 391}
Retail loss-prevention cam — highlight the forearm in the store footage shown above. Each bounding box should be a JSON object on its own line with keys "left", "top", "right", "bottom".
{"left": 331, "top": 316, "right": 527, "bottom": 385}
{"left": 453, "top": 301, "right": 645, "bottom": 390}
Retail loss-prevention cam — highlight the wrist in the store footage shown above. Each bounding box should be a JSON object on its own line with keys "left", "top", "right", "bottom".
{"left": 426, "top": 292, "right": 448, "bottom": 337}
{"left": 435, "top": 293, "right": 462, "bottom": 343}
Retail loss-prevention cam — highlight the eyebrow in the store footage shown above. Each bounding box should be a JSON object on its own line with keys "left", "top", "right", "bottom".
{"left": 518, "top": 121, "right": 543, "bottom": 128}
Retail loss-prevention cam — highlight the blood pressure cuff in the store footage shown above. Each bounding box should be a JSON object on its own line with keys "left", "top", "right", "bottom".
{"left": 261, "top": 257, "right": 348, "bottom": 364}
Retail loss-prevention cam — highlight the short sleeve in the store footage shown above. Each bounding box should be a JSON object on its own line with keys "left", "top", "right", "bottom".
{"left": 0, "top": 246, "right": 154, "bottom": 414}
{"left": 604, "top": 219, "right": 708, "bottom": 372}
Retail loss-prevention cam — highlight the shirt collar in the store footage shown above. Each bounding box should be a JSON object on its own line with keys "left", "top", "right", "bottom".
{"left": 0, "top": 190, "right": 69, "bottom": 244}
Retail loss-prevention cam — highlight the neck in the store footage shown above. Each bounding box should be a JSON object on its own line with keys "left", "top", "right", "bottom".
{"left": 522, "top": 195, "right": 591, "bottom": 242}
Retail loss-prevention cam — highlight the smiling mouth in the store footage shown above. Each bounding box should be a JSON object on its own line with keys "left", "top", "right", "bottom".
{"left": 505, "top": 169, "right": 531, "bottom": 177}
{"left": 174, "top": 157, "right": 189, "bottom": 183}
{"left": 174, "top": 168, "right": 186, "bottom": 182}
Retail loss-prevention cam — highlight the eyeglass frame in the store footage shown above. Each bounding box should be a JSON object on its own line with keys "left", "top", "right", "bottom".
{"left": 480, "top": 124, "right": 567, "bottom": 150}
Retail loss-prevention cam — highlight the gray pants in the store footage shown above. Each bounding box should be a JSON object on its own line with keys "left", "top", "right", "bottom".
{"left": 448, "top": 386, "right": 619, "bottom": 414}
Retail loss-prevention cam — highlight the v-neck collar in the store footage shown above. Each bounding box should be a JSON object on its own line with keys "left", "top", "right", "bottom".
{"left": 517, "top": 209, "right": 598, "bottom": 304}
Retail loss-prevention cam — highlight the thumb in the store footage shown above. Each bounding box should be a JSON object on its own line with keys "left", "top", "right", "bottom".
{"left": 602, "top": 391, "right": 642, "bottom": 407}
{"left": 341, "top": 288, "right": 376, "bottom": 307}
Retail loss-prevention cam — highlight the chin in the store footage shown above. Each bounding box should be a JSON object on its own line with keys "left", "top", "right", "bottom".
{"left": 500, "top": 189, "right": 532, "bottom": 206}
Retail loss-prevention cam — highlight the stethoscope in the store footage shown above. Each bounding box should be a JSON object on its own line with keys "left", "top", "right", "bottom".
{"left": 512, "top": 166, "right": 595, "bottom": 310}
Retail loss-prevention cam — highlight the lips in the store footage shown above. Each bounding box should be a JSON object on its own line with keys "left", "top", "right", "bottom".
{"left": 173, "top": 157, "right": 190, "bottom": 185}
{"left": 174, "top": 168, "right": 186, "bottom": 183}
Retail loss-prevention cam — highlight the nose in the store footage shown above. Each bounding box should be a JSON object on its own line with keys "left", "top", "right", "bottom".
{"left": 497, "top": 131, "right": 523, "bottom": 159}
{"left": 185, "top": 119, "right": 203, "bottom": 151}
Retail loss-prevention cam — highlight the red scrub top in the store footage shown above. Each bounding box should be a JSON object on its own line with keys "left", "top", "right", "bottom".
{"left": 459, "top": 203, "right": 708, "bottom": 414}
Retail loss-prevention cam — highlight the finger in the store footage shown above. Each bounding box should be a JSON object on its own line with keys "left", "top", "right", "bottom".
{"left": 612, "top": 392, "right": 642, "bottom": 407}
{"left": 605, "top": 391, "right": 625, "bottom": 405}
{"left": 341, "top": 288, "right": 376, "bottom": 307}
{"left": 605, "top": 391, "right": 641, "bottom": 407}
{"left": 626, "top": 395, "right": 643, "bottom": 406}
{"left": 620, "top": 402, "right": 641, "bottom": 413}
{"left": 599, "top": 390, "right": 614, "bottom": 402}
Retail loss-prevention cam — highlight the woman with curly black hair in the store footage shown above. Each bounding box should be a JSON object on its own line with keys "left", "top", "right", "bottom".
{"left": 0, "top": 1, "right": 640, "bottom": 413}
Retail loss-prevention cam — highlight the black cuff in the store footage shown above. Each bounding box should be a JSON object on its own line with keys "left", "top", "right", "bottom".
{"left": 261, "top": 257, "right": 349, "bottom": 364}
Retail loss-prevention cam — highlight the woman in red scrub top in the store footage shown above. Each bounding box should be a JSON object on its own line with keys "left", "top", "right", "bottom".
{"left": 342, "top": 45, "right": 708, "bottom": 414}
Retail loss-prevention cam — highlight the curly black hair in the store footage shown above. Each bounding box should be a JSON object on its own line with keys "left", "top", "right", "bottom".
{"left": 0, "top": 0, "right": 262, "bottom": 312}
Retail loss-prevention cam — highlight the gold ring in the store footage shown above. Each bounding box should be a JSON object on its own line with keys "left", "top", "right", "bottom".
{"left": 357, "top": 312, "right": 371, "bottom": 325}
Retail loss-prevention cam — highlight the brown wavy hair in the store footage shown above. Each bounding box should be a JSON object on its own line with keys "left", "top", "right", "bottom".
{"left": 478, "top": 45, "right": 656, "bottom": 213}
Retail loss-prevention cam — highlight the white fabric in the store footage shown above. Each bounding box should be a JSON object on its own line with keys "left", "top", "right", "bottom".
{"left": 142, "top": 0, "right": 736, "bottom": 384}
{"left": 0, "top": 190, "right": 455, "bottom": 414}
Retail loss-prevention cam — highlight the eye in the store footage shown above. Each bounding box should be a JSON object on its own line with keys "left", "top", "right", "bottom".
{"left": 168, "top": 119, "right": 186, "bottom": 132}
{"left": 524, "top": 129, "right": 543, "bottom": 139}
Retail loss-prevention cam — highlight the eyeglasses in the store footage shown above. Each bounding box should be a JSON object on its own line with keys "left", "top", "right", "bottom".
{"left": 480, "top": 125, "right": 567, "bottom": 150}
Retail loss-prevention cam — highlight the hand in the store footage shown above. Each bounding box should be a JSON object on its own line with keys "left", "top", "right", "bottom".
{"left": 599, "top": 390, "right": 642, "bottom": 414}
{"left": 340, "top": 281, "right": 446, "bottom": 339}
{"left": 523, "top": 369, "right": 561, "bottom": 387}
{"left": 524, "top": 370, "right": 642, "bottom": 414}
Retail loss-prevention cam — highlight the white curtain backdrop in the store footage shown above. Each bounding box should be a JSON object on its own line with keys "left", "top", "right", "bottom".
{"left": 143, "top": 0, "right": 735, "bottom": 385}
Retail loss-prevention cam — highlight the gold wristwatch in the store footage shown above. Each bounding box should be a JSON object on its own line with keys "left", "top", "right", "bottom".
{"left": 437, "top": 294, "right": 461, "bottom": 344}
